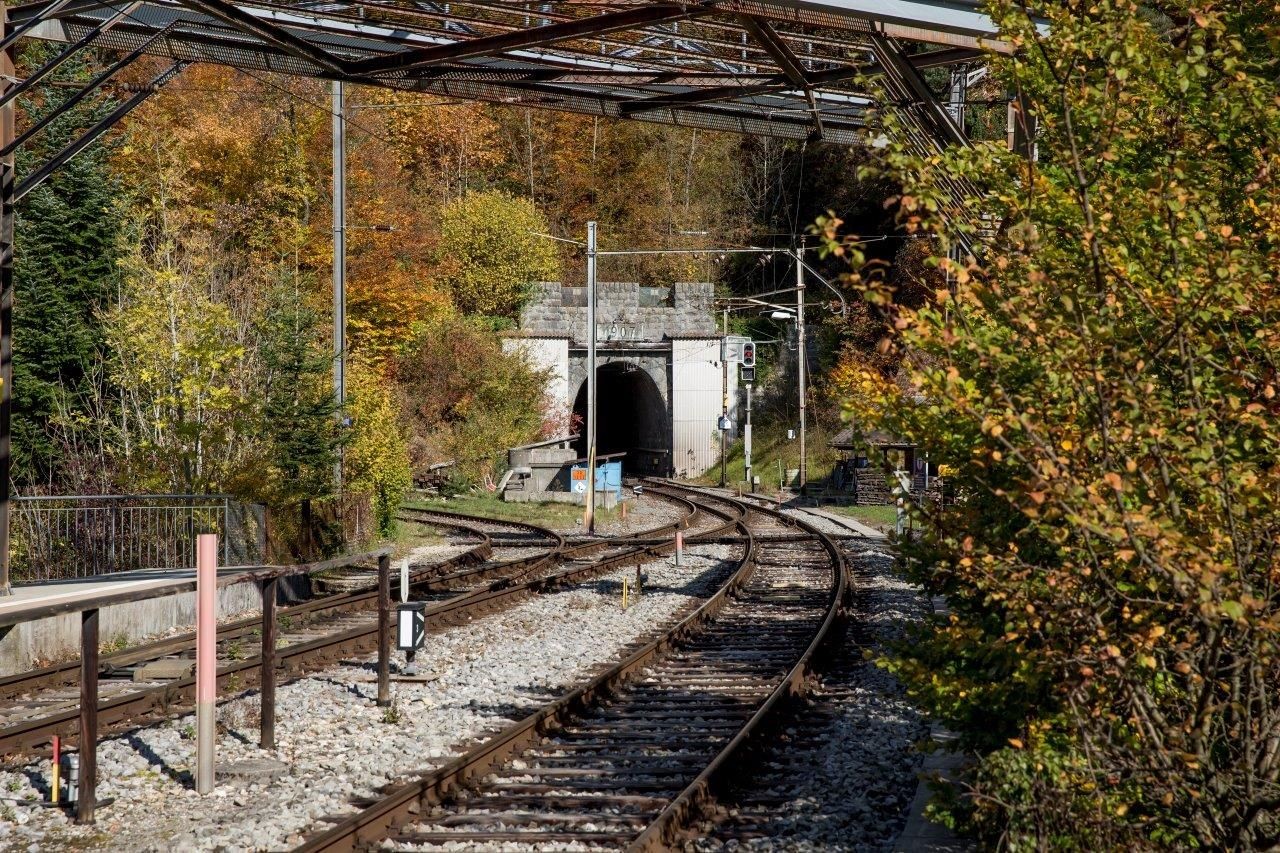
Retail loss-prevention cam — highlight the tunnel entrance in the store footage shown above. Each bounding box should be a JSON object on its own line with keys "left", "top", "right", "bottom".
{"left": 572, "top": 362, "right": 671, "bottom": 476}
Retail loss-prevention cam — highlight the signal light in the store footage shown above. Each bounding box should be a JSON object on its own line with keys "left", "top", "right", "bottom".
{"left": 742, "top": 341, "right": 756, "bottom": 367}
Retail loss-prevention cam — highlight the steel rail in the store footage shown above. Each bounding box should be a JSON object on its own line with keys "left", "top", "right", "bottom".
{"left": 0, "top": 496, "right": 708, "bottom": 758}
{"left": 627, "top": 480, "right": 850, "bottom": 849}
{"left": 293, "top": 484, "right": 842, "bottom": 852}
{"left": 293, "top": 491, "right": 753, "bottom": 853}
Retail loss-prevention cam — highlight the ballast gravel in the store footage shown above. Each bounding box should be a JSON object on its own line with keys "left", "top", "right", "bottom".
{"left": 691, "top": 542, "right": 930, "bottom": 852}
{"left": 0, "top": 544, "right": 740, "bottom": 853}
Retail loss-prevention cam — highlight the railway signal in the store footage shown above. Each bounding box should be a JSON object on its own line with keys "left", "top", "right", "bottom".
{"left": 397, "top": 602, "right": 427, "bottom": 652}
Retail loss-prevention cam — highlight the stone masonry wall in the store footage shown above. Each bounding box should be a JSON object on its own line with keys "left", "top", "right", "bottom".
{"left": 518, "top": 282, "right": 717, "bottom": 343}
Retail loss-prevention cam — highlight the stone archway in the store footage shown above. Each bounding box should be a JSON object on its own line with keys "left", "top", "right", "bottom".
{"left": 571, "top": 361, "right": 671, "bottom": 475}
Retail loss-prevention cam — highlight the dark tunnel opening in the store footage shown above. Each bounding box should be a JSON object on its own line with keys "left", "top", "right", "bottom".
{"left": 572, "top": 362, "right": 671, "bottom": 475}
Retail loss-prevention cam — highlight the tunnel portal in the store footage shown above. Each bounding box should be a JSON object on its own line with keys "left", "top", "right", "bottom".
{"left": 572, "top": 361, "right": 671, "bottom": 475}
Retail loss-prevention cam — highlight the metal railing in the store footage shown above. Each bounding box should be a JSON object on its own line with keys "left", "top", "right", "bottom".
{"left": 11, "top": 495, "right": 265, "bottom": 582}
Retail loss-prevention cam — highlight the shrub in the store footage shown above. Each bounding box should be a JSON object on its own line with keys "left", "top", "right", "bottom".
{"left": 819, "top": 0, "right": 1280, "bottom": 848}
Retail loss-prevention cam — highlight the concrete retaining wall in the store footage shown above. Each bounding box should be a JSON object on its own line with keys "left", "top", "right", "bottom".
{"left": 0, "top": 581, "right": 261, "bottom": 676}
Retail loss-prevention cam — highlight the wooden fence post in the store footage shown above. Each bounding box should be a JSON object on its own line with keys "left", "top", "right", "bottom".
{"left": 77, "top": 607, "right": 98, "bottom": 823}
{"left": 377, "top": 553, "right": 390, "bottom": 707}
{"left": 260, "top": 576, "right": 278, "bottom": 749}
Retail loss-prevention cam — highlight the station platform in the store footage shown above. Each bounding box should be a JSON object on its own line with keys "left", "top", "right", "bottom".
{"left": 0, "top": 566, "right": 253, "bottom": 629}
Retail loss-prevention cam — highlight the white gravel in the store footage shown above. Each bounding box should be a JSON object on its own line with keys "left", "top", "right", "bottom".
{"left": 0, "top": 544, "right": 741, "bottom": 853}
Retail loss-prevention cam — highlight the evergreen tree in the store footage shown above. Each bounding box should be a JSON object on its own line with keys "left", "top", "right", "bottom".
{"left": 256, "top": 278, "right": 341, "bottom": 506}
{"left": 13, "top": 46, "right": 124, "bottom": 487}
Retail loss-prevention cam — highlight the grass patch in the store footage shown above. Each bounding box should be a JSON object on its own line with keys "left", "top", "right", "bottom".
{"left": 823, "top": 503, "right": 899, "bottom": 531}
{"left": 698, "top": 422, "right": 841, "bottom": 491}
{"left": 405, "top": 492, "right": 619, "bottom": 530}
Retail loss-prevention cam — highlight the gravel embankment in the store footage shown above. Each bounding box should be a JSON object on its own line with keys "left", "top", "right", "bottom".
{"left": 691, "top": 542, "right": 929, "bottom": 852}
{"left": 0, "top": 544, "right": 741, "bottom": 853}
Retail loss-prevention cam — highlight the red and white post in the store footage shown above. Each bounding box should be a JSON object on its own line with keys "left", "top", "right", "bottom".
{"left": 675, "top": 531, "right": 683, "bottom": 567}
{"left": 196, "top": 533, "right": 217, "bottom": 794}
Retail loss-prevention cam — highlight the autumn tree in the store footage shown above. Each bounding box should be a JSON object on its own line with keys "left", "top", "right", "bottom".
{"left": 820, "top": 0, "right": 1280, "bottom": 848}
{"left": 392, "top": 315, "right": 550, "bottom": 482}
{"left": 436, "top": 190, "right": 559, "bottom": 318}
{"left": 344, "top": 361, "right": 412, "bottom": 539}
{"left": 105, "top": 238, "right": 251, "bottom": 494}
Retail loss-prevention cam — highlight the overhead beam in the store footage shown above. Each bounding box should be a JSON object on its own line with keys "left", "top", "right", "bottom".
{"left": 619, "top": 62, "right": 867, "bottom": 115}
{"left": 7, "top": 0, "right": 105, "bottom": 23}
{"left": 910, "top": 45, "right": 983, "bottom": 68}
{"left": 736, "top": 15, "right": 808, "bottom": 87}
{"left": 736, "top": 15, "right": 826, "bottom": 138}
{"left": 868, "top": 31, "right": 967, "bottom": 148}
{"left": 405, "top": 72, "right": 864, "bottom": 139}
{"left": 1, "top": 30, "right": 156, "bottom": 157}
{"left": 17, "top": 61, "right": 186, "bottom": 200}
{"left": 741, "top": 0, "right": 1000, "bottom": 42}
{"left": 174, "top": 0, "right": 349, "bottom": 74}
{"left": 0, "top": 0, "right": 71, "bottom": 50}
{"left": 0, "top": 1, "right": 140, "bottom": 108}
{"left": 347, "top": 2, "right": 718, "bottom": 76}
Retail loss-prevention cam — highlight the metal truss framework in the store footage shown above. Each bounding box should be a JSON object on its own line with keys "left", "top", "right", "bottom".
{"left": 8, "top": 0, "right": 1001, "bottom": 147}
{"left": 0, "top": 0, "right": 1004, "bottom": 593}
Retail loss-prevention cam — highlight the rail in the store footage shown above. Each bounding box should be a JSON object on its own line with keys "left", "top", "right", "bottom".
{"left": 294, "top": 484, "right": 845, "bottom": 851}
{"left": 2, "top": 493, "right": 710, "bottom": 825}
{"left": 0, "top": 546, "right": 391, "bottom": 825}
{"left": 293, "top": 493, "right": 750, "bottom": 852}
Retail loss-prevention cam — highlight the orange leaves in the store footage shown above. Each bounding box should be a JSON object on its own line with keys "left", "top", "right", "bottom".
{"left": 1103, "top": 471, "right": 1124, "bottom": 491}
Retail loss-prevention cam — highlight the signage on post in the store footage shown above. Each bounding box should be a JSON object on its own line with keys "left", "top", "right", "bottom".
{"left": 721, "top": 335, "right": 752, "bottom": 361}
{"left": 397, "top": 602, "right": 427, "bottom": 651}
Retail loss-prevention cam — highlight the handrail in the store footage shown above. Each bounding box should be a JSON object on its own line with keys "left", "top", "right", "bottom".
{"left": 508, "top": 433, "right": 579, "bottom": 452}
{"left": 13, "top": 493, "right": 236, "bottom": 502}
{"left": 0, "top": 548, "right": 394, "bottom": 629}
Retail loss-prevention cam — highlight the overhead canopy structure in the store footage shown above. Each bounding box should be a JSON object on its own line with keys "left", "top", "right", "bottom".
{"left": 9, "top": 0, "right": 1000, "bottom": 148}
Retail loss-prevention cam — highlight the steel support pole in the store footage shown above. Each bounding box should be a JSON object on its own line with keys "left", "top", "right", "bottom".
{"left": 744, "top": 382, "right": 753, "bottom": 487}
{"left": 77, "top": 607, "right": 98, "bottom": 823}
{"left": 584, "top": 221, "right": 597, "bottom": 533}
{"left": 259, "top": 576, "right": 277, "bottom": 750}
{"left": 795, "top": 247, "right": 807, "bottom": 492}
{"left": 331, "top": 79, "right": 346, "bottom": 490}
{"left": 719, "top": 308, "right": 728, "bottom": 488}
{"left": 376, "top": 553, "right": 391, "bottom": 706}
{"left": 0, "top": 7, "right": 12, "bottom": 596}
{"left": 947, "top": 63, "right": 968, "bottom": 128}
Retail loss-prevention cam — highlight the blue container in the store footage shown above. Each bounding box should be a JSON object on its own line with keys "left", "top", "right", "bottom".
{"left": 570, "top": 460, "right": 623, "bottom": 500}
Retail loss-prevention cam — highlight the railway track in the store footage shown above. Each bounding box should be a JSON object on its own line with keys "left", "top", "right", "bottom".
{"left": 296, "top": 482, "right": 848, "bottom": 852}
{"left": 0, "top": 494, "right": 712, "bottom": 761}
